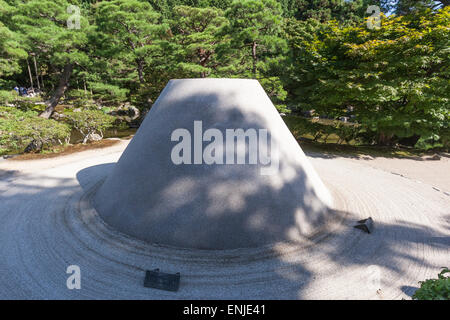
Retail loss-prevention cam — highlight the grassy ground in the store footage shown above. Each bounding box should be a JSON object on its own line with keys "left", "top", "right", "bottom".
{"left": 69, "top": 127, "right": 137, "bottom": 144}
{"left": 10, "top": 139, "right": 121, "bottom": 160}
{"left": 284, "top": 115, "right": 446, "bottom": 159}
{"left": 4, "top": 113, "right": 445, "bottom": 161}
{"left": 298, "top": 138, "right": 444, "bottom": 160}
{"left": 11, "top": 134, "right": 443, "bottom": 162}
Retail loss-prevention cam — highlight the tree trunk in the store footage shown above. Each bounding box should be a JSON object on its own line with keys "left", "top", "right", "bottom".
{"left": 26, "top": 58, "right": 34, "bottom": 90}
{"left": 251, "top": 41, "right": 258, "bottom": 78}
{"left": 137, "top": 60, "right": 145, "bottom": 85}
{"left": 377, "top": 132, "right": 394, "bottom": 146}
{"left": 32, "top": 54, "right": 41, "bottom": 90}
{"left": 39, "top": 63, "right": 73, "bottom": 119}
{"left": 198, "top": 49, "right": 211, "bottom": 78}
{"left": 82, "top": 134, "right": 89, "bottom": 144}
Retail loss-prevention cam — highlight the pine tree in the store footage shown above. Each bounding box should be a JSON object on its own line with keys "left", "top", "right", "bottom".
{"left": 277, "top": 0, "right": 374, "bottom": 22}
{"left": 395, "top": 0, "right": 449, "bottom": 15}
{"left": 170, "top": 5, "right": 227, "bottom": 78}
{"left": 12, "top": 0, "right": 90, "bottom": 118}
{"left": 0, "top": 1, "right": 27, "bottom": 78}
{"left": 217, "top": 0, "right": 288, "bottom": 103}
{"left": 93, "top": 0, "right": 170, "bottom": 104}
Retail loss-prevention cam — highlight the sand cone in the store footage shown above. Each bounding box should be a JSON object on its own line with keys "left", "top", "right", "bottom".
{"left": 94, "top": 79, "right": 333, "bottom": 250}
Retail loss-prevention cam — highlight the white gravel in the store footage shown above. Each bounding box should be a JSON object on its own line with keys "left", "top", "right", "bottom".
{"left": 0, "top": 141, "right": 448, "bottom": 299}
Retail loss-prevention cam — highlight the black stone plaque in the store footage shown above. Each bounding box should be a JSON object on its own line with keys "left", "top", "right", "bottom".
{"left": 354, "top": 217, "right": 374, "bottom": 234}
{"left": 144, "top": 269, "right": 180, "bottom": 292}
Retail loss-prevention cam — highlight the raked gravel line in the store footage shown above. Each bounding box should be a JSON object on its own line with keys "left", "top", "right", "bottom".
{"left": 0, "top": 142, "right": 448, "bottom": 299}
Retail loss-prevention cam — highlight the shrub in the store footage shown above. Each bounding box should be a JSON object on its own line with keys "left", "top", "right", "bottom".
{"left": 0, "top": 90, "right": 19, "bottom": 105}
{"left": 413, "top": 268, "right": 450, "bottom": 300}
{"left": 284, "top": 8, "right": 450, "bottom": 147}
{"left": 0, "top": 106, "right": 71, "bottom": 154}
{"left": 0, "top": 105, "right": 36, "bottom": 119}
{"left": 65, "top": 89, "right": 95, "bottom": 108}
{"left": 14, "top": 96, "right": 46, "bottom": 113}
{"left": 275, "top": 104, "right": 291, "bottom": 114}
{"left": 65, "top": 109, "right": 115, "bottom": 144}
{"left": 283, "top": 115, "right": 362, "bottom": 145}
{"left": 89, "top": 83, "right": 129, "bottom": 106}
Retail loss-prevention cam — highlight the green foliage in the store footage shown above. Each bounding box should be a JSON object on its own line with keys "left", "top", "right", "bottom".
{"left": 0, "top": 23, "right": 27, "bottom": 78}
{"left": 284, "top": 115, "right": 363, "bottom": 144}
{"left": 88, "top": 83, "right": 129, "bottom": 106}
{"left": 281, "top": 0, "right": 373, "bottom": 22}
{"left": 0, "top": 90, "right": 19, "bottom": 105}
{"left": 147, "top": 0, "right": 233, "bottom": 18}
{"left": 0, "top": 105, "right": 36, "bottom": 119}
{"left": 0, "top": 106, "right": 70, "bottom": 154}
{"left": 65, "top": 109, "right": 115, "bottom": 143}
{"left": 65, "top": 89, "right": 94, "bottom": 108}
{"left": 414, "top": 133, "right": 444, "bottom": 150}
{"left": 93, "top": 0, "right": 169, "bottom": 91}
{"left": 146, "top": 0, "right": 369, "bottom": 20}
{"left": 394, "top": 0, "right": 448, "bottom": 15}
{"left": 275, "top": 104, "right": 291, "bottom": 114}
{"left": 0, "top": 1, "right": 27, "bottom": 78}
{"left": 1, "top": 0, "right": 449, "bottom": 150}
{"left": 14, "top": 97, "right": 46, "bottom": 113}
{"left": 284, "top": 7, "right": 450, "bottom": 147}
{"left": 413, "top": 267, "right": 450, "bottom": 300}
{"left": 12, "top": 0, "right": 90, "bottom": 66}
{"left": 220, "top": 0, "right": 287, "bottom": 76}
{"left": 170, "top": 5, "right": 227, "bottom": 78}
{"left": 218, "top": 0, "right": 288, "bottom": 102}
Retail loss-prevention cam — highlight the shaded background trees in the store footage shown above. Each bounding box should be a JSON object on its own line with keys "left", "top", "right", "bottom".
{"left": 217, "top": 0, "right": 288, "bottom": 104}
{"left": 10, "top": 0, "right": 91, "bottom": 118}
{"left": 170, "top": 5, "right": 227, "bottom": 78}
{"left": 284, "top": 7, "right": 449, "bottom": 147}
{"left": 0, "top": 0, "right": 448, "bottom": 153}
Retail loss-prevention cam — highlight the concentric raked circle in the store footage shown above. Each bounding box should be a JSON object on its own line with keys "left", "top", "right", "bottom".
{"left": 0, "top": 152, "right": 448, "bottom": 299}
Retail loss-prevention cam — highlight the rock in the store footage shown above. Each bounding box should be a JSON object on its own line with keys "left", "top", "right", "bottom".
{"left": 24, "top": 140, "right": 43, "bottom": 153}
{"left": 51, "top": 112, "right": 66, "bottom": 120}
{"left": 88, "top": 133, "right": 102, "bottom": 142}
{"left": 354, "top": 217, "right": 374, "bottom": 234}
{"left": 423, "top": 154, "right": 441, "bottom": 161}
{"left": 109, "top": 103, "right": 140, "bottom": 122}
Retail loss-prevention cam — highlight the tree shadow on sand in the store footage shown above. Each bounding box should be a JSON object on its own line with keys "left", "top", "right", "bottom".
{"left": 0, "top": 85, "right": 447, "bottom": 299}
{"left": 73, "top": 161, "right": 449, "bottom": 299}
